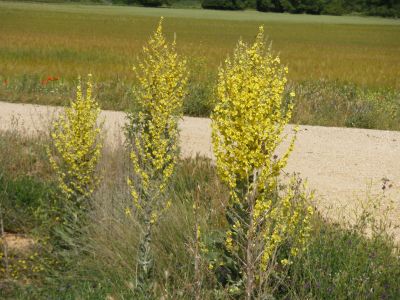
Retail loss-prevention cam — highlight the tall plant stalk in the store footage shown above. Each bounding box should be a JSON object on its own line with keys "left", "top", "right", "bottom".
{"left": 193, "top": 184, "right": 202, "bottom": 300}
{"left": 126, "top": 17, "right": 188, "bottom": 292}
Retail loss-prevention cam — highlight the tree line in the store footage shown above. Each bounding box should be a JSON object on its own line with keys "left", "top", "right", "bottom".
{"left": 254, "top": 0, "right": 400, "bottom": 17}
{"left": 116, "top": 0, "right": 399, "bottom": 18}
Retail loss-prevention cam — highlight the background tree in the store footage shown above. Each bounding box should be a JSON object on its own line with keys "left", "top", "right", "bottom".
{"left": 202, "top": 0, "right": 246, "bottom": 10}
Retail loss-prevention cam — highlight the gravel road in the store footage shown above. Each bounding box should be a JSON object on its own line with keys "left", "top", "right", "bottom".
{"left": 1, "top": 101, "right": 399, "bottom": 237}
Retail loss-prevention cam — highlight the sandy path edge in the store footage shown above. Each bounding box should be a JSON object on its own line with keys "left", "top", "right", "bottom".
{"left": 1, "top": 101, "right": 399, "bottom": 237}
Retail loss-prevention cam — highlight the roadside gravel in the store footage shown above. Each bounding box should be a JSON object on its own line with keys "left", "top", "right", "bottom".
{"left": 1, "top": 101, "right": 399, "bottom": 237}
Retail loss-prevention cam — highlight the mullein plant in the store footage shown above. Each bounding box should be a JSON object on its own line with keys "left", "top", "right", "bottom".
{"left": 48, "top": 74, "right": 103, "bottom": 218}
{"left": 211, "top": 26, "right": 313, "bottom": 299}
{"left": 126, "top": 18, "right": 188, "bottom": 292}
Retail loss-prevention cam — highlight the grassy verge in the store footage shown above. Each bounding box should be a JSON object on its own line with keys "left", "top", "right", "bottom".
{"left": 1, "top": 76, "right": 399, "bottom": 130}
{"left": 0, "top": 132, "right": 399, "bottom": 299}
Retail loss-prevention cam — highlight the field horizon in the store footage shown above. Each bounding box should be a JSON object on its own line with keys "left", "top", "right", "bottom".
{"left": 1, "top": 1, "right": 400, "bottom": 87}
{"left": 3, "top": 1, "right": 400, "bottom": 25}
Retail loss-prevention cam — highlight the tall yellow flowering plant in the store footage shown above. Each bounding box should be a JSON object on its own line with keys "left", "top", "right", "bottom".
{"left": 211, "top": 26, "right": 313, "bottom": 299}
{"left": 48, "top": 74, "right": 103, "bottom": 211}
{"left": 127, "top": 18, "right": 188, "bottom": 287}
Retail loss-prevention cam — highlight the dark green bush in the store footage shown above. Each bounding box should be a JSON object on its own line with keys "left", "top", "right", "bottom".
{"left": 202, "top": 0, "right": 246, "bottom": 10}
{"left": 366, "top": 5, "right": 400, "bottom": 17}
{"left": 278, "top": 0, "right": 294, "bottom": 12}
{"left": 256, "top": 0, "right": 400, "bottom": 17}
{"left": 297, "top": 0, "right": 325, "bottom": 14}
{"left": 257, "top": 0, "right": 324, "bottom": 13}
{"left": 138, "top": 0, "right": 165, "bottom": 7}
{"left": 256, "top": 0, "right": 283, "bottom": 12}
{"left": 322, "top": 0, "right": 346, "bottom": 15}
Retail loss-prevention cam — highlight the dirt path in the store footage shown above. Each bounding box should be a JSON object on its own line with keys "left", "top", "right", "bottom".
{"left": 1, "top": 101, "right": 399, "bottom": 236}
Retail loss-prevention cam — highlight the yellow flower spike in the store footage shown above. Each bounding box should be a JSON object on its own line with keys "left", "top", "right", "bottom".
{"left": 211, "top": 26, "right": 313, "bottom": 294}
{"left": 48, "top": 74, "right": 103, "bottom": 203}
{"left": 127, "top": 18, "right": 187, "bottom": 225}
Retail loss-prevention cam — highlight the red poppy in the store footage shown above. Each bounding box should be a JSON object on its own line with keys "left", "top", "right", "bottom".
{"left": 3, "top": 79, "right": 8, "bottom": 86}
{"left": 47, "top": 76, "right": 53, "bottom": 81}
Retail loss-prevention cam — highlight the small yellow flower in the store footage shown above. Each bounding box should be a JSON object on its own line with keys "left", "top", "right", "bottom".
{"left": 125, "top": 207, "right": 132, "bottom": 216}
{"left": 280, "top": 259, "right": 290, "bottom": 266}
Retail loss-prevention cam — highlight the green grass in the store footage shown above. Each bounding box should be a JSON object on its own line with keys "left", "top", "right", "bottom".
{"left": 290, "top": 80, "right": 400, "bottom": 130}
{"left": 3, "top": 1, "right": 400, "bottom": 25}
{"left": 1, "top": 1, "right": 399, "bottom": 87}
{"left": 1, "top": 1, "right": 400, "bottom": 129}
{"left": 1, "top": 132, "right": 400, "bottom": 299}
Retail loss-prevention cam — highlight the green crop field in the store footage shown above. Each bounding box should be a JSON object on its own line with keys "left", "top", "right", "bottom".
{"left": 1, "top": 1, "right": 400, "bottom": 128}
{"left": 1, "top": 1, "right": 400, "bottom": 86}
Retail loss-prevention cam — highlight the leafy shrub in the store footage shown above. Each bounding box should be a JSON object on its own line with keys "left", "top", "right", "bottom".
{"left": 366, "top": 5, "right": 400, "bottom": 18}
{"left": 256, "top": 0, "right": 283, "bottom": 12}
{"left": 322, "top": 0, "right": 346, "bottom": 15}
{"left": 256, "top": 0, "right": 400, "bottom": 17}
{"left": 297, "top": 0, "right": 325, "bottom": 14}
{"left": 202, "top": 0, "right": 246, "bottom": 10}
{"left": 138, "top": 0, "right": 165, "bottom": 7}
{"left": 257, "top": 0, "right": 325, "bottom": 13}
